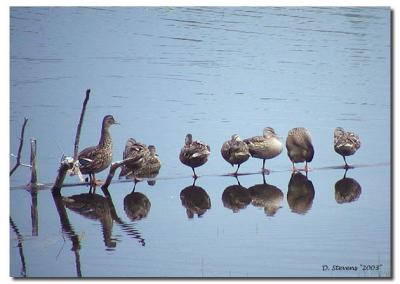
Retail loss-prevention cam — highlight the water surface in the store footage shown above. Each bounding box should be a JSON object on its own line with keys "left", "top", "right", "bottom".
{"left": 10, "top": 7, "right": 391, "bottom": 277}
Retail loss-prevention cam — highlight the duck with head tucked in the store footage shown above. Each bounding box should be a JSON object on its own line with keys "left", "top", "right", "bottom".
{"left": 334, "top": 127, "right": 361, "bottom": 169}
{"left": 179, "top": 134, "right": 210, "bottom": 179}
{"left": 285, "top": 127, "right": 314, "bottom": 172}
{"left": 244, "top": 127, "right": 283, "bottom": 174}
{"left": 119, "top": 138, "right": 149, "bottom": 179}
{"left": 78, "top": 115, "right": 118, "bottom": 187}
{"left": 221, "top": 134, "right": 250, "bottom": 176}
{"left": 135, "top": 145, "right": 161, "bottom": 179}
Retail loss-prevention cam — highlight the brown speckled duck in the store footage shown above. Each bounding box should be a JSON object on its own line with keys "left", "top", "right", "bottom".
{"left": 221, "top": 134, "right": 250, "bottom": 175}
{"left": 244, "top": 127, "right": 283, "bottom": 173}
{"left": 286, "top": 127, "right": 314, "bottom": 172}
{"left": 78, "top": 115, "right": 118, "bottom": 186}
{"left": 135, "top": 145, "right": 161, "bottom": 179}
{"left": 334, "top": 127, "right": 361, "bottom": 169}
{"left": 179, "top": 134, "right": 210, "bottom": 179}
{"left": 119, "top": 138, "right": 149, "bottom": 178}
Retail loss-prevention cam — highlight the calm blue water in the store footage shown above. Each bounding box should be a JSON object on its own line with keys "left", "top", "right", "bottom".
{"left": 10, "top": 7, "right": 391, "bottom": 277}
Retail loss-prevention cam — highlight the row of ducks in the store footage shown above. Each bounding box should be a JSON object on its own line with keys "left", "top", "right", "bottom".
{"left": 77, "top": 115, "right": 361, "bottom": 185}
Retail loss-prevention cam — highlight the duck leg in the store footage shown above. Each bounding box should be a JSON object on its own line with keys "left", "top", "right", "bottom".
{"left": 291, "top": 162, "right": 297, "bottom": 172}
{"left": 191, "top": 167, "right": 198, "bottom": 179}
{"left": 305, "top": 162, "right": 310, "bottom": 172}
{"left": 261, "top": 159, "right": 270, "bottom": 174}
{"left": 234, "top": 164, "right": 241, "bottom": 176}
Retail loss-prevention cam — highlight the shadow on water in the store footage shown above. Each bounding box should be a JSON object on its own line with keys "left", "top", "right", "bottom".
{"left": 248, "top": 174, "right": 284, "bottom": 217}
{"left": 334, "top": 170, "right": 362, "bottom": 204}
{"left": 221, "top": 177, "right": 252, "bottom": 213}
{"left": 287, "top": 172, "right": 315, "bottom": 215}
{"left": 180, "top": 180, "right": 211, "bottom": 218}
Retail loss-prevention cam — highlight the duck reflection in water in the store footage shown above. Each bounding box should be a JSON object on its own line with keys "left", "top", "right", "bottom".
{"left": 335, "top": 170, "right": 362, "bottom": 204}
{"left": 287, "top": 172, "right": 315, "bottom": 215}
{"left": 63, "top": 193, "right": 116, "bottom": 248}
{"left": 180, "top": 180, "right": 211, "bottom": 218}
{"left": 124, "top": 190, "right": 151, "bottom": 221}
{"left": 222, "top": 177, "right": 251, "bottom": 213}
{"left": 248, "top": 174, "right": 284, "bottom": 217}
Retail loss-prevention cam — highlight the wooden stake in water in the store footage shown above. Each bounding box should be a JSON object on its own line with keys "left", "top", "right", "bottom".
{"left": 30, "top": 139, "right": 38, "bottom": 185}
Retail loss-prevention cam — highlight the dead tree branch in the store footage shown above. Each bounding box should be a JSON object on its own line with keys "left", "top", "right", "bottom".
{"left": 73, "top": 89, "right": 90, "bottom": 161}
{"left": 10, "top": 117, "right": 28, "bottom": 176}
{"left": 29, "top": 139, "right": 38, "bottom": 185}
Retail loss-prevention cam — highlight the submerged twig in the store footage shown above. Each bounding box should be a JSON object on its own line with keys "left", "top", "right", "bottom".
{"left": 10, "top": 117, "right": 28, "bottom": 176}
{"left": 73, "top": 89, "right": 90, "bottom": 162}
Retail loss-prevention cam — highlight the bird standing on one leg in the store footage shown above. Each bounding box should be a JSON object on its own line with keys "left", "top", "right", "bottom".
{"left": 221, "top": 134, "right": 250, "bottom": 176}
{"left": 179, "top": 134, "right": 210, "bottom": 179}
{"left": 285, "top": 127, "right": 314, "bottom": 172}
{"left": 334, "top": 127, "right": 361, "bottom": 169}
{"left": 244, "top": 127, "right": 283, "bottom": 174}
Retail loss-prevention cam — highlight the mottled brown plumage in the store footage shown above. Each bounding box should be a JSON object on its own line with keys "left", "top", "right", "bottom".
{"left": 179, "top": 134, "right": 210, "bottom": 178}
{"left": 221, "top": 134, "right": 250, "bottom": 175}
{"left": 286, "top": 127, "right": 314, "bottom": 172}
{"left": 244, "top": 127, "right": 283, "bottom": 172}
{"left": 135, "top": 145, "right": 161, "bottom": 179}
{"left": 334, "top": 127, "right": 361, "bottom": 168}
{"left": 119, "top": 138, "right": 149, "bottom": 178}
{"left": 78, "top": 115, "right": 118, "bottom": 186}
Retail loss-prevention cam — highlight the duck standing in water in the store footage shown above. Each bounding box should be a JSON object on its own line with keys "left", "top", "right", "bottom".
{"left": 119, "top": 138, "right": 149, "bottom": 178}
{"left": 179, "top": 134, "right": 210, "bottom": 179}
{"left": 334, "top": 127, "right": 361, "bottom": 169}
{"left": 285, "top": 127, "right": 314, "bottom": 172}
{"left": 221, "top": 134, "right": 250, "bottom": 176}
{"left": 78, "top": 115, "right": 118, "bottom": 187}
{"left": 244, "top": 127, "right": 283, "bottom": 174}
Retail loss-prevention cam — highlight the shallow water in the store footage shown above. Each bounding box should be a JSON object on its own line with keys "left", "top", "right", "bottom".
{"left": 10, "top": 7, "right": 391, "bottom": 277}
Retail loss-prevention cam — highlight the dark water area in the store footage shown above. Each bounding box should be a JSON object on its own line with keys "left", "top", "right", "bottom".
{"left": 10, "top": 7, "right": 391, "bottom": 277}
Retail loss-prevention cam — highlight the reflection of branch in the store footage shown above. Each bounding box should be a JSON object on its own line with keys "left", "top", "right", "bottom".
{"left": 102, "top": 187, "right": 146, "bottom": 246}
{"left": 30, "top": 185, "right": 39, "bottom": 236}
{"left": 73, "top": 89, "right": 90, "bottom": 162}
{"left": 10, "top": 117, "right": 28, "bottom": 176}
{"left": 51, "top": 192, "right": 82, "bottom": 277}
{"left": 10, "top": 217, "right": 27, "bottom": 277}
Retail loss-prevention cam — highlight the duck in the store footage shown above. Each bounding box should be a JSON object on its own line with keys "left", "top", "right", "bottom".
{"left": 78, "top": 115, "right": 118, "bottom": 187}
{"left": 221, "top": 134, "right": 250, "bottom": 175}
{"left": 179, "top": 134, "right": 210, "bottom": 179}
{"left": 334, "top": 127, "right": 361, "bottom": 169}
{"left": 286, "top": 127, "right": 314, "bottom": 172}
{"left": 244, "top": 127, "right": 283, "bottom": 173}
{"left": 119, "top": 138, "right": 149, "bottom": 179}
{"left": 135, "top": 145, "right": 161, "bottom": 179}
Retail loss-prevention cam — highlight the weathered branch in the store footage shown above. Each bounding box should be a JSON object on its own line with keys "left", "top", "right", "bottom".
{"left": 51, "top": 157, "right": 74, "bottom": 195}
{"left": 30, "top": 139, "right": 38, "bottom": 185}
{"left": 10, "top": 117, "right": 28, "bottom": 176}
{"left": 101, "top": 157, "right": 137, "bottom": 190}
{"left": 73, "top": 89, "right": 91, "bottom": 162}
